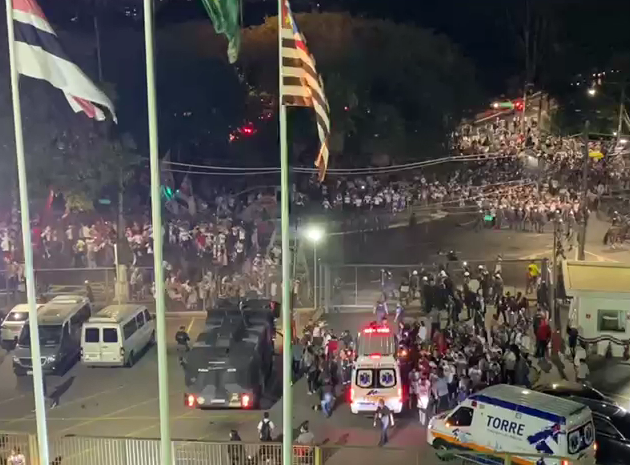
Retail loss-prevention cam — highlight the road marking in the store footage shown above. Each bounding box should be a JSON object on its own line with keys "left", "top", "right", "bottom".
{"left": 54, "top": 389, "right": 183, "bottom": 435}
{"left": 0, "top": 393, "right": 27, "bottom": 406}
{"left": 0, "top": 384, "right": 127, "bottom": 427}
{"left": 186, "top": 317, "right": 196, "bottom": 334}
{"left": 585, "top": 251, "right": 619, "bottom": 263}
{"left": 518, "top": 249, "right": 552, "bottom": 260}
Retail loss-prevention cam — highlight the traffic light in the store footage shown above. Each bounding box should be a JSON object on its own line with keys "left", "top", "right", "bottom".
{"left": 514, "top": 100, "right": 524, "bottom": 111}
{"left": 491, "top": 101, "right": 515, "bottom": 110}
{"left": 161, "top": 185, "right": 174, "bottom": 200}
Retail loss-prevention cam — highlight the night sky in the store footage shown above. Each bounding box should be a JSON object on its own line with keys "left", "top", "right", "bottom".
{"left": 38, "top": 0, "right": 630, "bottom": 96}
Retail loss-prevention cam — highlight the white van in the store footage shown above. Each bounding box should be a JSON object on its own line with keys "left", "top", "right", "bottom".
{"left": 1, "top": 303, "right": 43, "bottom": 346}
{"left": 81, "top": 304, "right": 155, "bottom": 367}
{"left": 350, "top": 354, "right": 403, "bottom": 414}
{"left": 428, "top": 384, "right": 596, "bottom": 465}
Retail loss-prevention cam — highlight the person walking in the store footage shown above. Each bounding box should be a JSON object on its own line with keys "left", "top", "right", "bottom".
{"left": 257, "top": 412, "right": 275, "bottom": 442}
{"left": 373, "top": 399, "right": 395, "bottom": 446}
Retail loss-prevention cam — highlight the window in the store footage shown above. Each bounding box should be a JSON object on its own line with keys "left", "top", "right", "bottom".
{"left": 593, "top": 416, "right": 622, "bottom": 440}
{"left": 568, "top": 421, "right": 596, "bottom": 454}
{"left": 598, "top": 310, "right": 626, "bottom": 332}
{"left": 20, "top": 325, "right": 62, "bottom": 347}
{"left": 354, "top": 368, "right": 397, "bottom": 389}
{"left": 136, "top": 312, "right": 145, "bottom": 328}
{"left": 143, "top": 309, "right": 152, "bottom": 322}
{"left": 70, "top": 304, "right": 91, "bottom": 329}
{"left": 103, "top": 328, "right": 118, "bottom": 343}
{"left": 378, "top": 369, "right": 396, "bottom": 388}
{"left": 356, "top": 369, "right": 374, "bottom": 389}
{"left": 7, "top": 311, "right": 28, "bottom": 322}
{"left": 447, "top": 407, "right": 474, "bottom": 427}
{"left": 123, "top": 319, "right": 137, "bottom": 340}
{"left": 84, "top": 328, "right": 99, "bottom": 343}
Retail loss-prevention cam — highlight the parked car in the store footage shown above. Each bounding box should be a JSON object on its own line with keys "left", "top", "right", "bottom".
{"left": 577, "top": 398, "right": 630, "bottom": 465}
{"left": 535, "top": 381, "right": 618, "bottom": 406}
{"left": 536, "top": 382, "right": 630, "bottom": 464}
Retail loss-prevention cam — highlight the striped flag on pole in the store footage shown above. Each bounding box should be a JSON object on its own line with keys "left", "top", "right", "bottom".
{"left": 280, "top": 0, "right": 330, "bottom": 181}
{"left": 11, "top": 0, "right": 117, "bottom": 122}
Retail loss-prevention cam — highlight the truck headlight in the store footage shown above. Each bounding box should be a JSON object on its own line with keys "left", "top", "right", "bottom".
{"left": 196, "top": 396, "right": 205, "bottom": 405}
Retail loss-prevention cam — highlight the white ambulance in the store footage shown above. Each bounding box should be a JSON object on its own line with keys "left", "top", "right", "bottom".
{"left": 350, "top": 353, "right": 403, "bottom": 415}
{"left": 427, "top": 384, "right": 596, "bottom": 465}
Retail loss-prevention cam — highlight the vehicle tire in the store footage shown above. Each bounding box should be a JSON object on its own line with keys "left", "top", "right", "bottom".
{"left": 433, "top": 440, "right": 454, "bottom": 462}
{"left": 125, "top": 351, "right": 135, "bottom": 368}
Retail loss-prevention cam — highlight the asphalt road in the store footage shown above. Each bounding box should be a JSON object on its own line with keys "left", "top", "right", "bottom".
{"left": 0, "top": 315, "right": 264, "bottom": 441}
{"left": 0, "top": 215, "right": 627, "bottom": 465}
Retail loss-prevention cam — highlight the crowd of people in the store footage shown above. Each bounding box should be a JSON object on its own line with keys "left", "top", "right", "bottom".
{"left": 287, "top": 253, "right": 584, "bottom": 445}
{"left": 1, "top": 108, "right": 628, "bottom": 310}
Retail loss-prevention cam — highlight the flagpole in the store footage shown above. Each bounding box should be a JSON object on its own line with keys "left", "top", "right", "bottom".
{"left": 278, "top": 0, "right": 293, "bottom": 463}
{"left": 4, "top": 0, "right": 50, "bottom": 463}
{"left": 142, "top": 0, "right": 172, "bottom": 463}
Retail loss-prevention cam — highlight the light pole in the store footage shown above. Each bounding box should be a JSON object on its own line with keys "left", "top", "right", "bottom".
{"left": 304, "top": 226, "right": 324, "bottom": 309}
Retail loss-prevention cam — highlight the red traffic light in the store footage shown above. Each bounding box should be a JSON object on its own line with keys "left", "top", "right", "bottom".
{"left": 514, "top": 100, "right": 524, "bottom": 111}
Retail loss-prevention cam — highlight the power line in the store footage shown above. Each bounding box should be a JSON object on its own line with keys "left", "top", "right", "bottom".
{"left": 157, "top": 152, "right": 518, "bottom": 177}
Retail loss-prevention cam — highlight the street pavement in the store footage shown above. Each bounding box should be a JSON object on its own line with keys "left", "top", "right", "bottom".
{"left": 0, "top": 214, "right": 628, "bottom": 465}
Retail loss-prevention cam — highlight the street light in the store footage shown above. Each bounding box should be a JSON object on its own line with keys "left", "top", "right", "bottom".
{"left": 304, "top": 226, "right": 324, "bottom": 309}
{"left": 587, "top": 87, "right": 597, "bottom": 97}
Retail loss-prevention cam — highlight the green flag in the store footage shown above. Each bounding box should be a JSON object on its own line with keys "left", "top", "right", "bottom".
{"left": 200, "top": 0, "right": 241, "bottom": 63}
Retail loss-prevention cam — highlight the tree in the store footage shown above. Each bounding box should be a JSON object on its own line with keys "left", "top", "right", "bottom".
{"left": 237, "top": 13, "right": 484, "bottom": 164}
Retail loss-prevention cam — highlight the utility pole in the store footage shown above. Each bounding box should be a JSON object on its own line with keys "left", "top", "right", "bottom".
{"left": 617, "top": 84, "right": 625, "bottom": 141}
{"left": 578, "top": 120, "right": 590, "bottom": 261}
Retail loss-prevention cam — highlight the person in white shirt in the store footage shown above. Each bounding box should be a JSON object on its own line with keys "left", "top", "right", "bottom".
{"left": 418, "top": 321, "right": 428, "bottom": 343}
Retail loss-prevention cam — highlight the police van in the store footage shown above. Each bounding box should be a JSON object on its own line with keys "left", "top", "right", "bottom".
{"left": 427, "top": 384, "right": 596, "bottom": 465}
{"left": 350, "top": 354, "right": 403, "bottom": 415}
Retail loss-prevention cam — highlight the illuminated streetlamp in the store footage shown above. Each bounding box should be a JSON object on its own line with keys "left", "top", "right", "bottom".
{"left": 304, "top": 226, "right": 324, "bottom": 308}
{"left": 587, "top": 87, "right": 597, "bottom": 97}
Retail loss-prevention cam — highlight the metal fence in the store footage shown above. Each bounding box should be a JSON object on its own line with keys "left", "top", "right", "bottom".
{"left": 321, "top": 258, "right": 549, "bottom": 312}
{"left": 0, "top": 432, "right": 578, "bottom": 465}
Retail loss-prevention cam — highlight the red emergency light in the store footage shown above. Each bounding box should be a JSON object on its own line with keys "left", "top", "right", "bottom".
{"left": 241, "top": 394, "right": 251, "bottom": 408}
{"left": 369, "top": 354, "right": 381, "bottom": 359}
{"left": 363, "top": 327, "right": 390, "bottom": 334}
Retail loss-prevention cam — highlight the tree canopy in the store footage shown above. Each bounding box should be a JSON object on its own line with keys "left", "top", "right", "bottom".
{"left": 237, "top": 12, "right": 484, "bottom": 164}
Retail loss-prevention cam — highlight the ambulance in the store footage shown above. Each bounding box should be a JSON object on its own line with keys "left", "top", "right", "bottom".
{"left": 350, "top": 353, "right": 403, "bottom": 414}
{"left": 427, "top": 384, "right": 596, "bottom": 465}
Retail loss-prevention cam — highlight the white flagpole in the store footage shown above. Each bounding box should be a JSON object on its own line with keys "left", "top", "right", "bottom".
{"left": 277, "top": 1, "right": 293, "bottom": 464}
{"left": 4, "top": 0, "right": 50, "bottom": 463}
{"left": 141, "top": 0, "right": 172, "bottom": 462}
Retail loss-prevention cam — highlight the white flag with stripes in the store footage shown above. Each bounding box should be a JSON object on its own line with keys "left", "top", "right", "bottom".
{"left": 280, "top": 0, "right": 330, "bottom": 181}
{"left": 11, "top": 0, "right": 116, "bottom": 122}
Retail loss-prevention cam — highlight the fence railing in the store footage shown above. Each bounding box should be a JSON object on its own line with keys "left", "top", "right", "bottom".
{"left": 0, "top": 432, "right": 580, "bottom": 465}
{"left": 322, "top": 258, "right": 549, "bottom": 312}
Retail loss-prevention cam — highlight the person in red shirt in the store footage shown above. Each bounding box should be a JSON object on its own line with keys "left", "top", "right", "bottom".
{"left": 536, "top": 319, "right": 551, "bottom": 359}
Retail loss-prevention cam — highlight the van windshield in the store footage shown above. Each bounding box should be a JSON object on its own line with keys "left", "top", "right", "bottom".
{"left": 5, "top": 311, "right": 28, "bottom": 322}
{"left": 19, "top": 325, "right": 62, "bottom": 347}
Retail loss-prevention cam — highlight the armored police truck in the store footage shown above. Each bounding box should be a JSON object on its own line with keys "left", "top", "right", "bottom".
{"left": 184, "top": 305, "right": 274, "bottom": 409}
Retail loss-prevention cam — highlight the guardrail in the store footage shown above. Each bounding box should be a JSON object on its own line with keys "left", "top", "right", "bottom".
{"left": 0, "top": 432, "right": 579, "bottom": 465}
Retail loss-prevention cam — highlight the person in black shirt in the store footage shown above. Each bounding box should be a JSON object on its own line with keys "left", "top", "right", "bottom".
{"left": 373, "top": 399, "right": 395, "bottom": 446}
